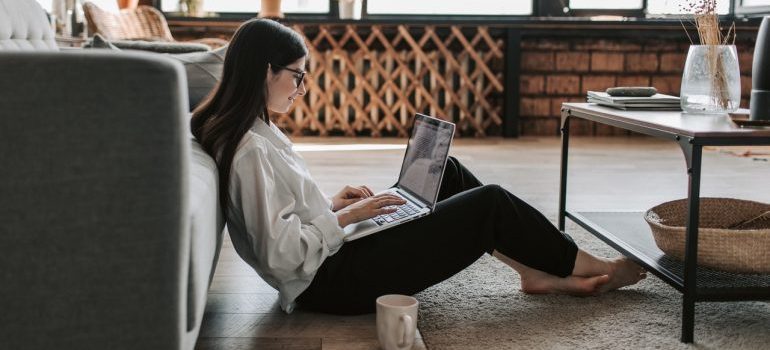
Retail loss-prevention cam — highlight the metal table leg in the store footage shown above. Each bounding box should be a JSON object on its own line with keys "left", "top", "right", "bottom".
{"left": 678, "top": 138, "right": 702, "bottom": 343}
{"left": 558, "top": 114, "right": 571, "bottom": 231}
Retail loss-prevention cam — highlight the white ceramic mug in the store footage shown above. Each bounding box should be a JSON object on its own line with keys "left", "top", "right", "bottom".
{"left": 376, "top": 294, "right": 418, "bottom": 350}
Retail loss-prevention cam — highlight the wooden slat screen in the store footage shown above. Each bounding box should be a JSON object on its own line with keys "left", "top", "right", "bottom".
{"left": 273, "top": 24, "right": 505, "bottom": 137}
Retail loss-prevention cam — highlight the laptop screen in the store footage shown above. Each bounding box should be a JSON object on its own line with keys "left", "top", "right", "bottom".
{"left": 396, "top": 114, "right": 455, "bottom": 206}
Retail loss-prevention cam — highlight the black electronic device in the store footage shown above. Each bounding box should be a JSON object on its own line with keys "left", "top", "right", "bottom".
{"left": 606, "top": 86, "right": 657, "bottom": 97}
{"left": 750, "top": 16, "right": 770, "bottom": 121}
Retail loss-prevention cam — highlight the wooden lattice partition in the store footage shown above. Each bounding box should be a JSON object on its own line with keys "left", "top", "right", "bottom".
{"left": 273, "top": 25, "right": 506, "bottom": 137}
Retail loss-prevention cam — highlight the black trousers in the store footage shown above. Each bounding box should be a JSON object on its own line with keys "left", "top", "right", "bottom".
{"left": 296, "top": 157, "right": 578, "bottom": 315}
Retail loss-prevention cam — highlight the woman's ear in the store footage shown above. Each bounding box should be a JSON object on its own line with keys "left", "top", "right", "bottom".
{"left": 266, "top": 63, "right": 274, "bottom": 80}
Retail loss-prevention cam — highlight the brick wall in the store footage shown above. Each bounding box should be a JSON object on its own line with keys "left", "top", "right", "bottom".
{"left": 167, "top": 17, "right": 759, "bottom": 137}
{"left": 519, "top": 37, "right": 755, "bottom": 136}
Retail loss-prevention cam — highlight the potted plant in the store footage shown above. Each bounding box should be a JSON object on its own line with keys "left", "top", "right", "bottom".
{"left": 259, "top": 0, "right": 283, "bottom": 18}
{"left": 179, "top": 0, "right": 204, "bottom": 17}
{"left": 117, "top": 0, "right": 139, "bottom": 9}
{"left": 338, "top": 0, "right": 363, "bottom": 20}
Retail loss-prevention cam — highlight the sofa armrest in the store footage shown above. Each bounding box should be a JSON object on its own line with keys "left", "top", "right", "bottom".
{"left": 0, "top": 51, "right": 191, "bottom": 350}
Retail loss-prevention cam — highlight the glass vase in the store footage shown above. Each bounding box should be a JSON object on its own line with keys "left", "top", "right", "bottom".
{"left": 680, "top": 45, "right": 741, "bottom": 114}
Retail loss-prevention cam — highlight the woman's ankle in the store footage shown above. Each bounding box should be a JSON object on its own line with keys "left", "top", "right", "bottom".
{"left": 571, "top": 250, "right": 613, "bottom": 277}
{"left": 520, "top": 274, "right": 556, "bottom": 294}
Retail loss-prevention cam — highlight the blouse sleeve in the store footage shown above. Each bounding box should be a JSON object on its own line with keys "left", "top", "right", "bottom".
{"left": 230, "top": 144, "right": 345, "bottom": 280}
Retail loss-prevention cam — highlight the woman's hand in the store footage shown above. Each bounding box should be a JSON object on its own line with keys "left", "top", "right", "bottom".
{"left": 336, "top": 193, "right": 407, "bottom": 227}
{"left": 330, "top": 185, "right": 374, "bottom": 212}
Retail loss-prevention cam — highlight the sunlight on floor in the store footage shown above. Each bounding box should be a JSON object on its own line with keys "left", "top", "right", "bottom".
{"left": 293, "top": 144, "right": 406, "bottom": 152}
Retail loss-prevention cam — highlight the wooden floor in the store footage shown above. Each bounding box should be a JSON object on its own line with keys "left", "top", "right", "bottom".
{"left": 194, "top": 136, "right": 770, "bottom": 350}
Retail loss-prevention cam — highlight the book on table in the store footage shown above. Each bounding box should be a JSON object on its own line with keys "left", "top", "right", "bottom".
{"left": 586, "top": 91, "right": 681, "bottom": 111}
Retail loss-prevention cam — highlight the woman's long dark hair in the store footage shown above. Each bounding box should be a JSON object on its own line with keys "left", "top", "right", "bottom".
{"left": 191, "top": 19, "right": 308, "bottom": 211}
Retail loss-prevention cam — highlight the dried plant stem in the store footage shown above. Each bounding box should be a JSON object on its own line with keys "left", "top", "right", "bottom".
{"left": 680, "top": 18, "right": 695, "bottom": 45}
{"left": 724, "top": 22, "right": 736, "bottom": 45}
{"left": 696, "top": 13, "right": 731, "bottom": 109}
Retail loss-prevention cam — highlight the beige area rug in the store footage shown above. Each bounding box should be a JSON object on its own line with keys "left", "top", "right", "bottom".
{"left": 414, "top": 219, "right": 770, "bottom": 349}
{"left": 705, "top": 146, "right": 770, "bottom": 160}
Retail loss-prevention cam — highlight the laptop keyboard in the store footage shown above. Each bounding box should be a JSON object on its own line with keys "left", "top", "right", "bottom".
{"left": 373, "top": 202, "right": 421, "bottom": 226}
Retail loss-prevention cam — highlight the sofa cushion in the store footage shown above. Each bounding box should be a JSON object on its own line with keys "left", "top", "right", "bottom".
{"left": 85, "top": 33, "right": 121, "bottom": 49}
{"left": 109, "top": 39, "right": 211, "bottom": 53}
{"left": 85, "top": 34, "right": 226, "bottom": 111}
{"left": 0, "top": 0, "right": 58, "bottom": 51}
{"left": 84, "top": 33, "right": 210, "bottom": 53}
{"left": 185, "top": 138, "right": 224, "bottom": 346}
{"left": 167, "top": 46, "right": 227, "bottom": 110}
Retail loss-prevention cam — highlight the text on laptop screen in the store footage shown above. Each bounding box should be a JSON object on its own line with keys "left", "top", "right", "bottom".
{"left": 397, "top": 116, "right": 454, "bottom": 204}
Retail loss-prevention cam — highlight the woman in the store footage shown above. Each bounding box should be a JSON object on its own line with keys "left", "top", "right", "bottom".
{"left": 191, "top": 19, "right": 646, "bottom": 315}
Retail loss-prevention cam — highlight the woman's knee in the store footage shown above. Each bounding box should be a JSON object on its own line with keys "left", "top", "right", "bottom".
{"left": 478, "top": 184, "right": 527, "bottom": 210}
{"left": 444, "top": 156, "right": 459, "bottom": 175}
{"left": 479, "top": 184, "right": 506, "bottom": 199}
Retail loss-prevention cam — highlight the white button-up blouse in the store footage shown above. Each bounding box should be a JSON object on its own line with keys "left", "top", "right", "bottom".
{"left": 225, "top": 119, "right": 345, "bottom": 313}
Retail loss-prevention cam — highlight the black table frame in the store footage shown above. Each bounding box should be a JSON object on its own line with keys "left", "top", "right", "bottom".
{"left": 558, "top": 104, "right": 770, "bottom": 343}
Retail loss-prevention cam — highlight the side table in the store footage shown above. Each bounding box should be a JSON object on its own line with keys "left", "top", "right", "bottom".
{"left": 559, "top": 103, "right": 770, "bottom": 343}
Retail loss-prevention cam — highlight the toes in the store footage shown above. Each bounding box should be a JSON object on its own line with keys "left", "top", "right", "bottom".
{"left": 593, "top": 274, "right": 612, "bottom": 294}
{"left": 596, "top": 274, "right": 611, "bottom": 284}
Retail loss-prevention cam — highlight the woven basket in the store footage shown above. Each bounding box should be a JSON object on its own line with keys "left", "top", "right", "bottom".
{"left": 644, "top": 198, "right": 770, "bottom": 274}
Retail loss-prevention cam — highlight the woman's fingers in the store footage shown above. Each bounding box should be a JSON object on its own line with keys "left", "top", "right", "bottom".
{"left": 376, "top": 206, "right": 399, "bottom": 215}
{"left": 344, "top": 186, "right": 368, "bottom": 199}
{"left": 385, "top": 198, "right": 407, "bottom": 206}
{"left": 373, "top": 197, "right": 402, "bottom": 205}
{"left": 346, "top": 194, "right": 406, "bottom": 220}
{"left": 372, "top": 197, "right": 407, "bottom": 208}
{"left": 347, "top": 193, "right": 407, "bottom": 219}
{"left": 372, "top": 193, "right": 402, "bottom": 200}
{"left": 360, "top": 185, "right": 374, "bottom": 197}
{"left": 343, "top": 197, "right": 363, "bottom": 206}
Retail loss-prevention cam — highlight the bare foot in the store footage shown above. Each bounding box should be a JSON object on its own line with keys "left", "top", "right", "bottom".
{"left": 492, "top": 250, "right": 645, "bottom": 297}
{"left": 597, "top": 258, "right": 647, "bottom": 293}
{"left": 520, "top": 267, "right": 611, "bottom": 297}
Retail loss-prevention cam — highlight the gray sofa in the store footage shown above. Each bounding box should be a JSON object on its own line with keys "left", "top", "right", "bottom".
{"left": 0, "top": 1, "right": 224, "bottom": 349}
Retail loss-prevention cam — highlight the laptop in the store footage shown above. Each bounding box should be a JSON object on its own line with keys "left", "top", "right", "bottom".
{"left": 343, "top": 113, "right": 455, "bottom": 242}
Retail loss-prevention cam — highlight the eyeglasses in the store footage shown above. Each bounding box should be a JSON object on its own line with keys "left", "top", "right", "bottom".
{"left": 273, "top": 64, "right": 306, "bottom": 87}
